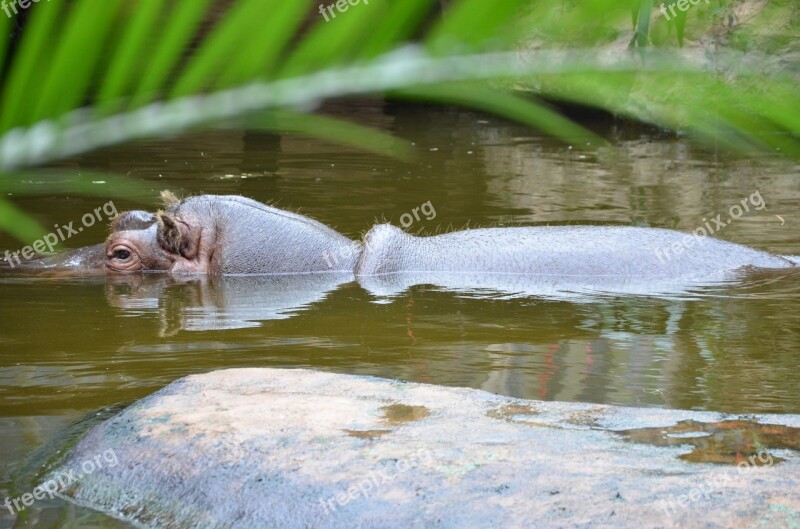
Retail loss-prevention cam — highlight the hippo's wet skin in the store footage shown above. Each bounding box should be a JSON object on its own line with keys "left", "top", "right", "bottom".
{"left": 3, "top": 194, "right": 798, "bottom": 286}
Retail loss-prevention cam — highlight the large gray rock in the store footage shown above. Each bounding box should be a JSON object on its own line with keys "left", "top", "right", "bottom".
{"left": 47, "top": 369, "right": 800, "bottom": 529}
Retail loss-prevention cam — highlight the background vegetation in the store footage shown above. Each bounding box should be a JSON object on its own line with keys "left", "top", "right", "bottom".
{"left": 0, "top": 0, "right": 797, "bottom": 244}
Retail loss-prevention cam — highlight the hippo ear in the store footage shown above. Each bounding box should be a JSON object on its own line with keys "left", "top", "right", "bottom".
{"left": 156, "top": 213, "right": 200, "bottom": 259}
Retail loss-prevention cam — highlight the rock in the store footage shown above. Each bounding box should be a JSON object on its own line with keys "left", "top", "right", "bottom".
{"left": 47, "top": 368, "right": 800, "bottom": 529}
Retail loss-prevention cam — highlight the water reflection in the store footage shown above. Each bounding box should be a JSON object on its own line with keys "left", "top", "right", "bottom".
{"left": 105, "top": 273, "right": 353, "bottom": 333}
{"left": 3, "top": 274, "right": 799, "bottom": 414}
{"left": 358, "top": 270, "right": 736, "bottom": 302}
{"left": 3, "top": 269, "right": 798, "bottom": 405}
{"left": 93, "top": 266, "right": 800, "bottom": 334}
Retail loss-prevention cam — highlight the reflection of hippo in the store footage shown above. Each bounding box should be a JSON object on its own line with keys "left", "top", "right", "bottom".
{"left": 4, "top": 193, "right": 799, "bottom": 287}
{"left": 105, "top": 273, "right": 353, "bottom": 333}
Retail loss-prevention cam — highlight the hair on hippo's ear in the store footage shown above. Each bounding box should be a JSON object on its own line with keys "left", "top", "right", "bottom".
{"left": 160, "top": 190, "right": 181, "bottom": 208}
{"left": 156, "top": 212, "right": 181, "bottom": 254}
{"left": 156, "top": 212, "right": 199, "bottom": 259}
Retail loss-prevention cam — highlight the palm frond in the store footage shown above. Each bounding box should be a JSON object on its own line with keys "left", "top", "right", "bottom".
{"left": 0, "top": 0, "right": 797, "bottom": 244}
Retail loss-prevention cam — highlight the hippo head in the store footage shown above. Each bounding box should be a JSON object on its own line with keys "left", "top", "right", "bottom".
{"left": 105, "top": 208, "right": 204, "bottom": 274}
{"left": 2, "top": 193, "right": 359, "bottom": 275}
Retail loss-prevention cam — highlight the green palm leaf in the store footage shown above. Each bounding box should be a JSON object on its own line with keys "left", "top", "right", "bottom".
{"left": 0, "top": 0, "right": 797, "bottom": 245}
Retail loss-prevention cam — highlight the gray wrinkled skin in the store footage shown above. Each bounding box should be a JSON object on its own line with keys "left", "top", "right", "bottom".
{"left": 3, "top": 194, "right": 798, "bottom": 282}
{"left": 354, "top": 223, "right": 798, "bottom": 276}
{"left": 178, "top": 195, "right": 360, "bottom": 274}
{"left": 105, "top": 195, "right": 359, "bottom": 274}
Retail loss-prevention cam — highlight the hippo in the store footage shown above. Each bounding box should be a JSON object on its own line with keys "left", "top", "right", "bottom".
{"left": 2, "top": 193, "right": 798, "bottom": 297}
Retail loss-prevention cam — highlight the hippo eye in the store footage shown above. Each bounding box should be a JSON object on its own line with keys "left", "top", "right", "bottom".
{"left": 105, "top": 243, "right": 142, "bottom": 273}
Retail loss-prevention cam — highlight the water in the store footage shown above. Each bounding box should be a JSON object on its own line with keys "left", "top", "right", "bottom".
{"left": 1, "top": 100, "right": 799, "bottom": 528}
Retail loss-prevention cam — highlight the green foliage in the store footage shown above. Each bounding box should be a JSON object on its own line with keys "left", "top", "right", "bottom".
{"left": 0, "top": 172, "right": 146, "bottom": 243}
{"left": 630, "top": 0, "right": 655, "bottom": 48}
{"left": 0, "top": 0, "right": 798, "bottom": 244}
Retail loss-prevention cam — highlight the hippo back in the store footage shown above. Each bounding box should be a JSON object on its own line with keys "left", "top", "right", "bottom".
{"left": 173, "top": 196, "right": 359, "bottom": 274}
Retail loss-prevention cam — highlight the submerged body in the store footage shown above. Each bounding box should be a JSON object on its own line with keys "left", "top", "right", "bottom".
{"left": 355, "top": 223, "right": 797, "bottom": 277}
{"left": 2, "top": 194, "right": 798, "bottom": 282}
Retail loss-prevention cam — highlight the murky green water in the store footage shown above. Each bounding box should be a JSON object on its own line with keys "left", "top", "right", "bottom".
{"left": 1, "top": 101, "right": 799, "bottom": 527}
